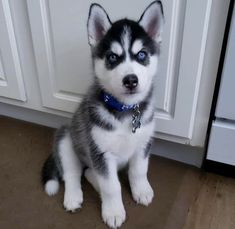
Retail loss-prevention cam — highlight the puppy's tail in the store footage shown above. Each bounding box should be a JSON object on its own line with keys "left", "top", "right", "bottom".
{"left": 41, "top": 154, "right": 60, "bottom": 196}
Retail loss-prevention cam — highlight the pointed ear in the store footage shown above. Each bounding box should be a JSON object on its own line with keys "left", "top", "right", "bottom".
{"left": 87, "top": 4, "right": 112, "bottom": 46}
{"left": 138, "top": 1, "right": 164, "bottom": 43}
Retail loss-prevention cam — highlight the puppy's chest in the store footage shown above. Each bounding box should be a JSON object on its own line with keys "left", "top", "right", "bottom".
{"left": 91, "top": 118, "right": 154, "bottom": 161}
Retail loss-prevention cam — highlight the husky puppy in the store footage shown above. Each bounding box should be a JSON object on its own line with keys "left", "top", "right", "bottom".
{"left": 42, "top": 1, "right": 164, "bottom": 228}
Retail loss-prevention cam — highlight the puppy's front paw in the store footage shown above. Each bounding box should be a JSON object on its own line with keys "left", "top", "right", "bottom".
{"left": 63, "top": 189, "right": 83, "bottom": 212}
{"left": 102, "top": 200, "right": 126, "bottom": 228}
{"left": 132, "top": 181, "right": 154, "bottom": 206}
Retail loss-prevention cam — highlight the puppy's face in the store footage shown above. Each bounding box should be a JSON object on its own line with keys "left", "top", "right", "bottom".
{"left": 87, "top": 2, "right": 164, "bottom": 105}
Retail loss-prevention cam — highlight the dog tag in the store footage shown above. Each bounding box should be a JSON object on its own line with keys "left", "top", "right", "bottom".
{"left": 132, "top": 105, "right": 141, "bottom": 133}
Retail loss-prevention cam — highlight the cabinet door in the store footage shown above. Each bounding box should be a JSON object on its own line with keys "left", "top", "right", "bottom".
{"left": 207, "top": 121, "right": 235, "bottom": 166}
{"left": 215, "top": 10, "right": 235, "bottom": 120}
{"left": 27, "top": 0, "right": 214, "bottom": 140}
{"left": 0, "top": 0, "right": 26, "bottom": 101}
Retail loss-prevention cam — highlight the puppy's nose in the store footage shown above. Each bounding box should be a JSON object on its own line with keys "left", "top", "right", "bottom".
{"left": 122, "top": 74, "right": 138, "bottom": 90}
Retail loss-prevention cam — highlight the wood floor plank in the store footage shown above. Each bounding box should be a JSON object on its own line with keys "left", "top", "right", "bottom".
{"left": 183, "top": 173, "right": 235, "bottom": 229}
{"left": 209, "top": 176, "right": 235, "bottom": 229}
{"left": 164, "top": 169, "right": 203, "bottom": 229}
{"left": 183, "top": 173, "right": 219, "bottom": 229}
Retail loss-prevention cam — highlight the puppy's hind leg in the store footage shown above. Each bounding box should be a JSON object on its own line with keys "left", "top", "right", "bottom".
{"left": 58, "top": 132, "right": 83, "bottom": 212}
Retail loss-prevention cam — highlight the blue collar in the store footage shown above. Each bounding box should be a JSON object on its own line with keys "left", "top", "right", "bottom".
{"left": 101, "top": 91, "right": 138, "bottom": 112}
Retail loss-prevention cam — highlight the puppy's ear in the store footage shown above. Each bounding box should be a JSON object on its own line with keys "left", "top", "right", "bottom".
{"left": 87, "top": 4, "right": 111, "bottom": 46}
{"left": 138, "top": 1, "right": 164, "bottom": 43}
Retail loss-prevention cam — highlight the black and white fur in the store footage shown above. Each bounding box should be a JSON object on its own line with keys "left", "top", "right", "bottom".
{"left": 42, "top": 1, "right": 164, "bottom": 228}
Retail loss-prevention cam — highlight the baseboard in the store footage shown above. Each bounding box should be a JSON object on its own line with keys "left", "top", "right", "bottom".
{"left": 0, "top": 102, "right": 204, "bottom": 168}
{"left": 150, "top": 139, "right": 204, "bottom": 168}
{"left": 0, "top": 102, "right": 70, "bottom": 128}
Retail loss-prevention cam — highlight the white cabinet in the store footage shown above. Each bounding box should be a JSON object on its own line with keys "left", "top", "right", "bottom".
{"left": 0, "top": 0, "right": 26, "bottom": 101}
{"left": 207, "top": 121, "right": 235, "bottom": 166}
{"left": 27, "top": 0, "right": 91, "bottom": 113}
{"left": 0, "top": 0, "right": 230, "bottom": 147}
{"left": 215, "top": 9, "right": 235, "bottom": 120}
{"left": 207, "top": 9, "right": 235, "bottom": 166}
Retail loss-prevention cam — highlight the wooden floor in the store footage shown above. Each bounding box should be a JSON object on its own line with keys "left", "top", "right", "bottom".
{"left": 0, "top": 116, "right": 235, "bottom": 229}
{"left": 183, "top": 173, "right": 235, "bottom": 229}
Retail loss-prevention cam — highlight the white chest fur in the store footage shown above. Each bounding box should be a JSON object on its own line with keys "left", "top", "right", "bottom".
{"left": 91, "top": 118, "right": 154, "bottom": 165}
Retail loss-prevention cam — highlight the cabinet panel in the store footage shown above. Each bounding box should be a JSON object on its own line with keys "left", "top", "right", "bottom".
{"left": 27, "top": 0, "right": 214, "bottom": 139}
{"left": 156, "top": 0, "right": 214, "bottom": 139}
{"left": 0, "top": 0, "right": 26, "bottom": 101}
{"left": 215, "top": 11, "right": 235, "bottom": 120}
{"left": 207, "top": 121, "right": 235, "bottom": 166}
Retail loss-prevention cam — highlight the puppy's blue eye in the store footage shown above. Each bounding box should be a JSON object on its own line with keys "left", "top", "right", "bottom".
{"left": 107, "top": 53, "right": 118, "bottom": 64}
{"left": 136, "top": 51, "right": 147, "bottom": 62}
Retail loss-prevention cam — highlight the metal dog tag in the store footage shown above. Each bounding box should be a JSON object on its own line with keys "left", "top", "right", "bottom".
{"left": 132, "top": 105, "right": 141, "bottom": 133}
